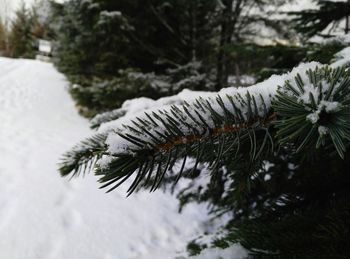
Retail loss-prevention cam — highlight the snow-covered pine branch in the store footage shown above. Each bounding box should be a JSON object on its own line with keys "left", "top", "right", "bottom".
{"left": 60, "top": 61, "right": 350, "bottom": 194}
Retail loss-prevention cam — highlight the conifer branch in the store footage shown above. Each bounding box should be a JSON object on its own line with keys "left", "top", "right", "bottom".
{"left": 274, "top": 66, "right": 350, "bottom": 158}
{"left": 59, "top": 64, "right": 350, "bottom": 195}
{"left": 60, "top": 86, "right": 275, "bottom": 194}
{"left": 59, "top": 133, "right": 108, "bottom": 177}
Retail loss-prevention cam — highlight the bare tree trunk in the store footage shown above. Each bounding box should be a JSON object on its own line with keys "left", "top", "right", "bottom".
{"left": 190, "top": 0, "right": 198, "bottom": 62}
{"left": 216, "top": 22, "right": 227, "bottom": 90}
{"left": 235, "top": 63, "right": 241, "bottom": 85}
{"left": 216, "top": 0, "right": 234, "bottom": 90}
{"left": 346, "top": 0, "right": 350, "bottom": 34}
{"left": 216, "top": 0, "right": 244, "bottom": 90}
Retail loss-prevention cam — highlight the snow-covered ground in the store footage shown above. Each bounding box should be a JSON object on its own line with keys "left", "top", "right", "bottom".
{"left": 0, "top": 58, "right": 246, "bottom": 259}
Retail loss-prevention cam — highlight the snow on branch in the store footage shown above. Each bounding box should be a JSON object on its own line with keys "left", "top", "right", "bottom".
{"left": 99, "top": 62, "right": 320, "bottom": 155}
{"left": 60, "top": 61, "right": 350, "bottom": 193}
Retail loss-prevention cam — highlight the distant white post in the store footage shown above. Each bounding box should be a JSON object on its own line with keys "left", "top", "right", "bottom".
{"left": 36, "top": 39, "right": 52, "bottom": 62}
{"left": 39, "top": 39, "right": 52, "bottom": 54}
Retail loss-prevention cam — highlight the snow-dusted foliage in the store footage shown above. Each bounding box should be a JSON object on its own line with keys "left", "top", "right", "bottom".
{"left": 97, "top": 62, "right": 320, "bottom": 156}
{"left": 274, "top": 64, "right": 350, "bottom": 157}
{"left": 69, "top": 61, "right": 216, "bottom": 117}
{"left": 166, "top": 61, "right": 215, "bottom": 92}
{"left": 97, "top": 10, "right": 133, "bottom": 31}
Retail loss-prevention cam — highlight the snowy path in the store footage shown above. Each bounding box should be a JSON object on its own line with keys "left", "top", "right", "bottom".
{"left": 0, "top": 58, "right": 215, "bottom": 259}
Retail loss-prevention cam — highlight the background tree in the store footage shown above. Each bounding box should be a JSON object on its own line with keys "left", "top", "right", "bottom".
{"left": 215, "top": 0, "right": 293, "bottom": 89}
{"left": 0, "top": 19, "right": 7, "bottom": 55}
{"left": 50, "top": 0, "right": 294, "bottom": 117}
{"left": 0, "top": 0, "right": 11, "bottom": 56}
{"left": 49, "top": 0, "right": 219, "bottom": 116}
{"left": 7, "top": 3, "right": 37, "bottom": 58}
{"left": 51, "top": 0, "right": 217, "bottom": 76}
{"left": 290, "top": 0, "right": 350, "bottom": 38}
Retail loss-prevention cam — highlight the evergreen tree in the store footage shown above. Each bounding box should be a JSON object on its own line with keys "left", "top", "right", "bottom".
{"left": 0, "top": 19, "right": 7, "bottom": 55}
{"left": 96, "top": 0, "right": 218, "bottom": 71}
{"left": 32, "top": 0, "right": 57, "bottom": 40}
{"left": 59, "top": 57, "right": 350, "bottom": 257}
{"left": 50, "top": 0, "right": 132, "bottom": 76}
{"left": 213, "top": 0, "right": 293, "bottom": 89}
{"left": 51, "top": 0, "right": 217, "bottom": 76}
{"left": 48, "top": 0, "right": 295, "bottom": 119}
{"left": 8, "top": 4, "right": 37, "bottom": 58}
{"left": 49, "top": 0, "right": 220, "bottom": 116}
{"left": 52, "top": 0, "right": 291, "bottom": 84}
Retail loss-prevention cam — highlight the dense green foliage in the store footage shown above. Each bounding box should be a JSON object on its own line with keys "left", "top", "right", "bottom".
{"left": 0, "top": 20, "right": 7, "bottom": 54}
{"left": 51, "top": 0, "right": 131, "bottom": 76}
{"left": 7, "top": 4, "right": 37, "bottom": 58}
{"left": 51, "top": 0, "right": 298, "bottom": 116}
{"left": 50, "top": 0, "right": 220, "bottom": 115}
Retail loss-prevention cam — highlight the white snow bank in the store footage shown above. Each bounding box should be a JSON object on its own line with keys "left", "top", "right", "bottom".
{"left": 193, "top": 245, "right": 248, "bottom": 259}
{"left": 331, "top": 47, "right": 350, "bottom": 67}
{"left": 321, "top": 33, "right": 350, "bottom": 46}
{"left": 0, "top": 57, "right": 243, "bottom": 259}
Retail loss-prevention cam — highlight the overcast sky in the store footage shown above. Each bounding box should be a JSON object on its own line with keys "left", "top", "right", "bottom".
{"left": 1, "top": 0, "right": 317, "bottom": 24}
{"left": 1, "top": 0, "right": 66, "bottom": 21}
{"left": 0, "top": 0, "right": 34, "bottom": 21}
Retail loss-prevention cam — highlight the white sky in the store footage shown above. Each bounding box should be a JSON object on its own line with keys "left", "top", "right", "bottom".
{"left": 0, "top": 0, "right": 317, "bottom": 25}
{"left": 0, "top": 0, "right": 66, "bottom": 22}
{"left": 0, "top": 0, "right": 34, "bottom": 22}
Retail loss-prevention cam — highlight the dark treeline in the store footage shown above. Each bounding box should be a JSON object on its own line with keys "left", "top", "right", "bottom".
{"left": 49, "top": 0, "right": 298, "bottom": 116}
